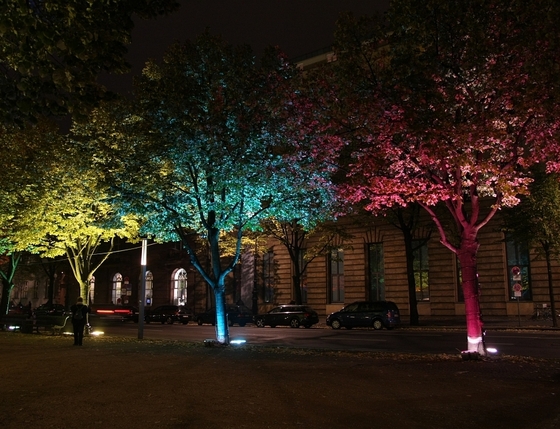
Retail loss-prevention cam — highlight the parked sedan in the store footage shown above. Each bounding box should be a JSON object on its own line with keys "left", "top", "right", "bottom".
{"left": 196, "top": 304, "right": 254, "bottom": 327}
{"left": 145, "top": 305, "right": 192, "bottom": 325}
{"left": 255, "top": 305, "right": 319, "bottom": 328}
{"left": 326, "top": 301, "right": 401, "bottom": 330}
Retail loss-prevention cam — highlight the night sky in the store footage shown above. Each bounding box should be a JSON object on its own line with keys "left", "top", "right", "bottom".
{"left": 103, "top": 0, "right": 389, "bottom": 93}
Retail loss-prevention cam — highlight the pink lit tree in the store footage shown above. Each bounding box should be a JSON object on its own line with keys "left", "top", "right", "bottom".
{"left": 330, "top": 1, "right": 560, "bottom": 354}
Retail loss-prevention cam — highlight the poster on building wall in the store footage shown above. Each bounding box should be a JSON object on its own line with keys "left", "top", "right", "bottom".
{"left": 511, "top": 266, "right": 522, "bottom": 297}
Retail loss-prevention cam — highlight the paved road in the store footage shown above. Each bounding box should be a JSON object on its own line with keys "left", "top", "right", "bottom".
{"left": 91, "top": 320, "right": 560, "bottom": 359}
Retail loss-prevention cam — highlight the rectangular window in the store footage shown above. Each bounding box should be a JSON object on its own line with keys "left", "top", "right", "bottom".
{"left": 297, "top": 249, "right": 308, "bottom": 303}
{"left": 263, "top": 251, "right": 274, "bottom": 303}
{"left": 329, "top": 249, "right": 344, "bottom": 303}
{"left": 368, "top": 243, "right": 385, "bottom": 301}
{"left": 413, "top": 240, "right": 429, "bottom": 301}
{"left": 505, "top": 234, "right": 532, "bottom": 301}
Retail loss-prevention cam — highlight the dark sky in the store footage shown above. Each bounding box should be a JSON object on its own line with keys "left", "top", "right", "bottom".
{"left": 104, "top": 0, "right": 389, "bottom": 93}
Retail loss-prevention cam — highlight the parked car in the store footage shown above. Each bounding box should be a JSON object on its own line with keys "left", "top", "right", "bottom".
{"left": 255, "top": 305, "right": 319, "bottom": 328}
{"left": 34, "top": 303, "right": 67, "bottom": 316}
{"left": 196, "top": 304, "right": 254, "bottom": 327}
{"left": 326, "top": 301, "right": 401, "bottom": 330}
{"left": 145, "top": 305, "right": 192, "bottom": 325}
{"left": 8, "top": 303, "right": 30, "bottom": 315}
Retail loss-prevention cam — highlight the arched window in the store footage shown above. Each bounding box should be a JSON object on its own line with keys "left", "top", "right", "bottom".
{"left": 89, "top": 276, "right": 95, "bottom": 304}
{"left": 145, "top": 271, "right": 153, "bottom": 306}
{"left": 112, "top": 273, "right": 122, "bottom": 305}
{"left": 172, "top": 268, "right": 187, "bottom": 306}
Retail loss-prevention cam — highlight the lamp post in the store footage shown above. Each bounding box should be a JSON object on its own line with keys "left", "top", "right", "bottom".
{"left": 138, "top": 238, "right": 147, "bottom": 339}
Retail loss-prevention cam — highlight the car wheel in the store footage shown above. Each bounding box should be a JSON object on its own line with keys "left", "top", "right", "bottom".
{"left": 290, "top": 318, "right": 300, "bottom": 328}
{"left": 239, "top": 322, "right": 246, "bottom": 327}
{"left": 182, "top": 321, "right": 188, "bottom": 325}
{"left": 256, "top": 318, "right": 265, "bottom": 328}
{"left": 197, "top": 318, "right": 203, "bottom": 325}
{"left": 166, "top": 317, "right": 174, "bottom": 325}
{"left": 372, "top": 319, "right": 383, "bottom": 330}
{"left": 228, "top": 319, "right": 234, "bottom": 327}
{"left": 330, "top": 319, "right": 341, "bottom": 330}
{"left": 303, "top": 324, "right": 311, "bottom": 328}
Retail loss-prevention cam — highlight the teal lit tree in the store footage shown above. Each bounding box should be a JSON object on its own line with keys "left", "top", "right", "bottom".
{"left": 78, "top": 33, "right": 336, "bottom": 344}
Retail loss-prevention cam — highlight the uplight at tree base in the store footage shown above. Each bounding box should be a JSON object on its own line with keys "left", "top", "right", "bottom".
{"left": 467, "top": 335, "right": 485, "bottom": 354}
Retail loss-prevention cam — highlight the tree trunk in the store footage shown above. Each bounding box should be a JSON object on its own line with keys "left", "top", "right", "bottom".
{"left": 457, "top": 235, "right": 485, "bottom": 354}
{"left": 0, "top": 278, "right": 14, "bottom": 316}
{"left": 0, "top": 254, "right": 20, "bottom": 316}
{"left": 544, "top": 248, "right": 558, "bottom": 328}
{"left": 208, "top": 226, "right": 230, "bottom": 345}
{"left": 403, "top": 229, "right": 419, "bottom": 326}
{"left": 213, "top": 281, "right": 229, "bottom": 344}
{"left": 293, "top": 274, "right": 303, "bottom": 305}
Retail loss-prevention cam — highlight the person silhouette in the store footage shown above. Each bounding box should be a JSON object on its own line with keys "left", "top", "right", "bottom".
{"left": 70, "top": 297, "right": 90, "bottom": 346}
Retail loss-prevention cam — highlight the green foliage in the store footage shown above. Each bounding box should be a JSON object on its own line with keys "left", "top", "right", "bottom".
{"left": 0, "top": 0, "right": 179, "bottom": 125}
{"left": 502, "top": 167, "right": 560, "bottom": 258}
{"left": 0, "top": 118, "right": 139, "bottom": 300}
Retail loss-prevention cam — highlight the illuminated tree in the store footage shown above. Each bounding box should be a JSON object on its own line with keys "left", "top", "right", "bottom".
{"left": 0, "top": 121, "right": 52, "bottom": 315}
{"left": 0, "top": 120, "right": 139, "bottom": 305}
{"left": 80, "top": 33, "right": 335, "bottom": 344}
{"left": 330, "top": 1, "right": 560, "bottom": 354}
{"left": 0, "top": 0, "right": 178, "bottom": 125}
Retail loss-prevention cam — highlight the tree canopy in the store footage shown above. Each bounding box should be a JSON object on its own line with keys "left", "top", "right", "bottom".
{"left": 0, "top": 0, "right": 179, "bottom": 125}
{"left": 0, "top": 119, "right": 139, "bottom": 304}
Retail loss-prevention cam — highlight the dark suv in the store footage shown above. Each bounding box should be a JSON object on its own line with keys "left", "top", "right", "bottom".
{"left": 196, "top": 304, "right": 254, "bottom": 327}
{"left": 326, "top": 301, "right": 400, "bottom": 330}
{"left": 255, "top": 305, "right": 319, "bottom": 328}
{"left": 145, "top": 305, "right": 192, "bottom": 325}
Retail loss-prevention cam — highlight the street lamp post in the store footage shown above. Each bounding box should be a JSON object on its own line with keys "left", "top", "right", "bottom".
{"left": 138, "top": 239, "right": 147, "bottom": 340}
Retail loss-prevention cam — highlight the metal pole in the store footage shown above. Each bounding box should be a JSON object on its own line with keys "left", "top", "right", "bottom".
{"left": 138, "top": 239, "right": 147, "bottom": 339}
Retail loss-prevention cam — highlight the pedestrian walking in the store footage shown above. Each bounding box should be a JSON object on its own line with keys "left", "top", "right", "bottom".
{"left": 70, "top": 297, "right": 90, "bottom": 346}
